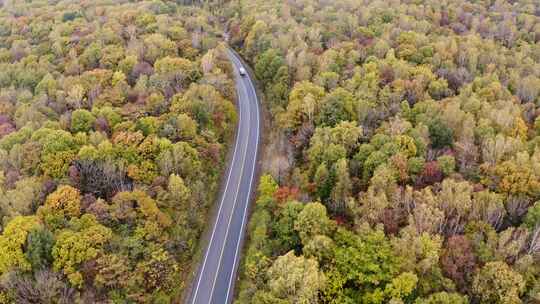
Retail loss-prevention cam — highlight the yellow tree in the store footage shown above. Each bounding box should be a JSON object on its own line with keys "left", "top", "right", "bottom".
{"left": 38, "top": 185, "right": 81, "bottom": 228}
{"left": 52, "top": 214, "right": 112, "bottom": 287}
{"left": 0, "top": 216, "right": 41, "bottom": 274}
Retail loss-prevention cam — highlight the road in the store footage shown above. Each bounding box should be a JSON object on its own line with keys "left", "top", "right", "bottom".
{"left": 188, "top": 49, "right": 260, "bottom": 304}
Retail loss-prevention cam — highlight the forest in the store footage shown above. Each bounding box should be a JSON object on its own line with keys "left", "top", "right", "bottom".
{"left": 0, "top": 0, "right": 539, "bottom": 303}
{"left": 223, "top": 0, "right": 540, "bottom": 303}
{"left": 0, "top": 0, "right": 237, "bottom": 302}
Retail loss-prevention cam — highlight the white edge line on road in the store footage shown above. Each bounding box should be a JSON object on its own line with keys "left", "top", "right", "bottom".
{"left": 224, "top": 51, "right": 261, "bottom": 304}
{"left": 191, "top": 52, "right": 244, "bottom": 304}
{"left": 208, "top": 59, "right": 251, "bottom": 298}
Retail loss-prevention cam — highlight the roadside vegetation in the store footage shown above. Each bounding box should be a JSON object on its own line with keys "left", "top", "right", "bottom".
{"left": 0, "top": 0, "right": 237, "bottom": 302}
{"left": 223, "top": 0, "right": 540, "bottom": 303}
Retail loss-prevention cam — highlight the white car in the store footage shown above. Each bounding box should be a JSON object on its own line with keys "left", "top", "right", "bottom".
{"left": 239, "top": 67, "right": 247, "bottom": 76}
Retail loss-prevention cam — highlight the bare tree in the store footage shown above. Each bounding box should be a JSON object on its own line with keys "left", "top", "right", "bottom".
{"left": 506, "top": 195, "right": 532, "bottom": 224}
{"left": 73, "top": 160, "right": 132, "bottom": 200}
{"left": 1, "top": 270, "right": 76, "bottom": 304}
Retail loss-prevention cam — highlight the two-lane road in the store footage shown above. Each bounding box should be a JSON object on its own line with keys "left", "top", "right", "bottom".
{"left": 188, "top": 50, "right": 260, "bottom": 304}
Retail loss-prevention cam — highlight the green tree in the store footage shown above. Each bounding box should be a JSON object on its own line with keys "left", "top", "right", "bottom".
{"left": 524, "top": 201, "right": 540, "bottom": 230}
{"left": 255, "top": 48, "right": 285, "bottom": 85}
{"left": 330, "top": 158, "right": 352, "bottom": 214}
{"left": 25, "top": 228, "right": 54, "bottom": 270}
{"left": 157, "top": 141, "right": 202, "bottom": 180}
{"left": 154, "top": 56, "right": 200, "bottom": 89}
{"left": 258, "top": 174, "right": 279, "bottom": 200}
{"left": 34, "top": 129, "right": 79, "bottom": 178}
{"left": 317, "top": 88, "right": 356, "bottom": 126}
{"left": 0, "top": 177, "right": 42, "bottom": 221}
{"left": 303, "top": 235, "right": 335, "bottom": 267}
{"left": 392, "top": 228, "right": 444, "bottom": 293}
{"left": 79, "top": 42, "right": 102, "bottom": 69}
{"left": 266, "top": 251, "right": 326, "bottom": 303}
{"left": 436, "top": 155, "right": 455, "bottom": 176}
{"left": 100, "top": 44, "right": 124, "bottom": 69}
{"left": 244, "top": 20, "right": 269, "bottom": 59}
{"left": 273, "top": 201, "right": 303, "bottom": 253}
{"left": 136, "top": 116, "right": 159, "bottom": 136}
{"left": 294, "top": 202, "right": 333, "bottom": 244}
{"left": 175, "top": 113, "right": 198, "bottom": 140}
{"left": 35, "top": 73, "right": 57, "bottom": 96}
{"left": 267, "top": 65, "right": 290, "bottom": 108}
{"left": 324, "top": 227, "right": 400, "bottom": 302}
{"left": 384, "top": 272, "right": 418, "bottom": 301}
{"left": 314, "top": 163, "right": 332, "bottom": 201}
{"left": 71, "top": 109, "right": 96, "bottom": 133}
{"left": 428, "top": 119, "right": 453, "bottom": 149}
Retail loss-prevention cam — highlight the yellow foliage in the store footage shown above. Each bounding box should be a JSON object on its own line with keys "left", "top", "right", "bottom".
{"left": 137, "top": 135, "right": 161, "bottom": 158}
{"left": 493, "top": 159, "right": 540, "bottom": 197}
{"left": 52, "top": 215, "right": 112, "bottom": 288}
{"left": 127, "top": 161, "right": 158, "bottom": 184}
{"left": 0, "top": 216, "right": 41, "bottom": 274}
{"left": 112, "top": 131, "right": 145, "bottom": 147}
{"left": 42, "top": 185, "right": 82, "bottom": 219}
{"left": 0, "top": 292, "right": 12, "bottom": 304}
{"left": 511, "top": 116, "right": 528, "bottom": 140}
{"left": 40, "top": 150, "right": 76, "bottom": 178}
{"left": 134, "top": 246, "right": 179, "bottom": 292}
{"left": 112, "top": 191, "right": 172, "bottom": 228}
{"left": 394, "top": 135, "right": 417, "bottom": 158}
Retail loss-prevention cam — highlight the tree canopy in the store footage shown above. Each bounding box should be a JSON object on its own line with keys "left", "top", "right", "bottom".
{"left": 230, "top": 0, "right": 540, "bottom": 303}
{"left": 0, "top": 0, "right": 237, "bottom": 302}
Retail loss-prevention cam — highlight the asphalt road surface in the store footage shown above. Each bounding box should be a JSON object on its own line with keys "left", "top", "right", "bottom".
{"left": 188, "top": 49, "right": 261, "bottom": 304}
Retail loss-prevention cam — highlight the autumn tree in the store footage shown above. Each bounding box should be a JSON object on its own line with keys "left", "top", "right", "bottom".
{"left": 38, "top": 185, "right": 81, "bottom": 227}
{"left": 52, "top": 214, "right": 112, "bottom": 287}
{"left": 71, "top": 109, "right": 96, "bottom": 133}
{"left": 0, "top": 216, "right": 41, "bottom": 274}
{"left": 416, "top": 292, "right": 468, "bottom": 304}
{"left": 329, "top": 158, "right": 352, "bottom": 215}
{"left": 294, "top": 202, "right": 333, "bottom": 245}
{"left": 264, "top": 251, "right": 326, "bottom": 303}
{"left": 440, "top": 235, "right": 476, "bottom": 292}
{"left": 0, "top": 1, "right": 238, "bottom": 301}
{"left": 472, "top": 261, "right": 525, "bottom": 304}
{"left": 273, "top": 201, "right": 303, "bottom": 253}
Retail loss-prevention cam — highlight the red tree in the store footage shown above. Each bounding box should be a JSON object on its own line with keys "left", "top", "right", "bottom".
{"left": 417, "top": 161, "right": 443, "bottom": 187}
{"left": 440, "top": 235, "right": 477, "bottom": 292}
{"left": 274, "top": 186, "right": 300, "bottom": 204}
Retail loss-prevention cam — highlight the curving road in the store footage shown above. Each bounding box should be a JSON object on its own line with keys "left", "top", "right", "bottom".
{"left": 188, "top": 49, "right": 260, "bottom": 304}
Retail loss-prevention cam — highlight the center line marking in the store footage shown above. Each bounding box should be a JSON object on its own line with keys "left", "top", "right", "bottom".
{"left": 208, "top": 63, "right": 252, "bottom": 300}
{"left": 224, "top": 50, "right": 261, "bottom": 304}
{"left": 190, "top": 54, "right": 245, "bottom": 304}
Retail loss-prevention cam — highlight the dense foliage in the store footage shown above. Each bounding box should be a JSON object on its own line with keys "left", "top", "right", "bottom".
{"left": 0, "top": 0, "right": 237, "bottom": 302}
{"left": 225, "top": 0, "right": 540, "bottom": 303}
